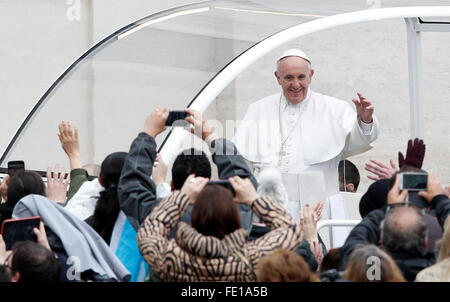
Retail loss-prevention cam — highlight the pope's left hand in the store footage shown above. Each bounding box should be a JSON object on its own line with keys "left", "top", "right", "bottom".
{"left": 352, "top": 92, "right": 374, "bottom": 123}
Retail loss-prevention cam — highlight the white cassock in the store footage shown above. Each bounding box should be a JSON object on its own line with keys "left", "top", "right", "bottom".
{"left": 233, "top": 88, "right": 379, "bottom": 248}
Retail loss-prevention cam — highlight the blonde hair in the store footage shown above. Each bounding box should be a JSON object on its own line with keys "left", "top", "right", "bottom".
{"left": 437, "top": 216, "right": 450, "bottom": 262}
{"left": 256, "top": 249, "right": 320, "bottom": 282}
{"left": 344, "top": 245, "right": 405, "bottom": 282}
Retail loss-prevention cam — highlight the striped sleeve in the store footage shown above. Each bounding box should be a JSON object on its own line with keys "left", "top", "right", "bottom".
{"left": 137, "top": 191, "right": 191, "bottom": 276}
{"left": 246, "top": 196, "right": 303, "bottom": 266}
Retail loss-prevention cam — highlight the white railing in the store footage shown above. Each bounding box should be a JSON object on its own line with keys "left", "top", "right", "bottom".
{"left": 317, "top": 219, "right": 361, "bottom": 233}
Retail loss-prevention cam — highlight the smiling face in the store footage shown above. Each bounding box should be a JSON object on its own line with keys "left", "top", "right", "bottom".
{"left": 274, "top": 56, "right": 314, "bottom": 105}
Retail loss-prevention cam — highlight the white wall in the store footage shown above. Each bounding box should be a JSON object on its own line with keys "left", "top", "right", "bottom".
{"left": 0, "top": 0, "right": 191, "bottom": 166}
{"left": 1, "top": 1, "right": 450, "bottom": 195}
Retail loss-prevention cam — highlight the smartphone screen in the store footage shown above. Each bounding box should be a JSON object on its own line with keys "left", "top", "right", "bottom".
{"left": 1, "top": 217, "right": 41, "bottom": 250}
{"left": 165, "top": 111, "right": 188, "bottom": 126}
{"left": 401, "top": 173, "right": 428, "bottom": 191}
{"left": 7, "top": 160, "right": 25, "bottom": 176}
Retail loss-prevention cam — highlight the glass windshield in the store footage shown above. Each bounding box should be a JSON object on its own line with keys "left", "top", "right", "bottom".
{"left": 0, "top": 0, "right": 324, "bottom": 170}
{"left": 2, "top": 0, "right": 450, "bottom": 192}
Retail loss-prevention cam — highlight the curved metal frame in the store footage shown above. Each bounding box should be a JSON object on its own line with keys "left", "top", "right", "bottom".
{"left": 0, "top": 0, "right": 212, "bottom": 166}
{"left": 3, "top": 5, "right": 450, "bottom": 167}
{"left": 161, "top": 6, "right": 450, "bottom": 164}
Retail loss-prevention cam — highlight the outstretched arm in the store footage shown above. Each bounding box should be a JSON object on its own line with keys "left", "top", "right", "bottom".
{"left": 365, "top": 159, "right": 398, "bottom": 181}
{"left": 185, "top": 109, "right": 258, "bottom": 231}
{"left": 352, "top": 93, "right": 373, "bottom": 124}
{"left": 137, "top": 176, "right": 208, "bottom": 279}
{"left": 118, "top": 107, "right": 170, "bottom": 231}
{"left": 58, "top": 121, "right": 89, "bottom": 201}
{"left": 419, "top": 171, "right": 450, "bottom": 227}
{"left": 45, "top": 164, "right": 69, "bottom": 205}
{"left": 58, "top": 121, "right": 82, "bottom": 171}
{"left": 300, "top": 203, "right": 324, "bottom": 271}
{"left": 344, "top": 93, "right": 379, "bottom": 155}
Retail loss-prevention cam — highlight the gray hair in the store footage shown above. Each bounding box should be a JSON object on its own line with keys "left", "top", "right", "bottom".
{"left": 257, "top": 167, "right": 289, "bottom": 210}
{"left": 380, "top": 206, "right": 428, "bottom": 255}
{"left": 276, "top": 56, "right": 312, "bottom": 74}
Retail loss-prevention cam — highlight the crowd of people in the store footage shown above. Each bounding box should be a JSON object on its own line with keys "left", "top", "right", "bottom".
{"left": 0, "top": 48, "right": 449, "bottom": 283}
{"left": 0, "top": 108, "right": 448, "bottom": 283}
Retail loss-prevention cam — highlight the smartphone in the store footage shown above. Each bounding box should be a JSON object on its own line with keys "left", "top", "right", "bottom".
{"left": 7, "top": 160, "right": 25, "bottom": 176}
{"left": 1, "top": 216, "right": 41, "bottom": 250}
{"left": 165, "top": 111, "right": 189, "bottom": 126}
{"left": 400, "top": 172, "right": 428, "bottom": 191}
{"left": 208, "top": 179, "right": 236, "bottom": 196}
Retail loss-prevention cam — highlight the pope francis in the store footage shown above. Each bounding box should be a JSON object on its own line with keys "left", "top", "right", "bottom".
{"left": 233, "top": 49, "right": 379, "bottom": 247}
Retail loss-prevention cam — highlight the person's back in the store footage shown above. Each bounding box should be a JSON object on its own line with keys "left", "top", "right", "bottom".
{"left": 416, "top": 217, "right": 450, "bottom": 281}
{"left": 118, "top": 108, "right": 257, "bottom": 234}
{"left": 85, "top": 152, "right": 127, "bottom": 245}
{"left": 380, "top": 205, "right": 434, "bottom": 281}
{"left": 137, "top": 175, "right": 302, "bottom": 282}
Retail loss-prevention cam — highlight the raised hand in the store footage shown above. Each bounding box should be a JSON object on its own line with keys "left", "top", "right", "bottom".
{"left": 398, "top": 138, "right": 426, "bottom": 169}
{"left": 184, "top": 108, "right": 217, "bottom": 141}
{"left": 419, "top": 171, "right": 446, "bottom": 202}
{"left": 352, "top": 92, "right": 374, "bottom": 124}
{"left": 300, "top": 204, "right": 319, "bottom": 243}
{"left": 312, "top": 201, "right": 324, "bottom": 223}
{"left": 58, "top": 121, "right": 81, "bottom": 170}
{"left": 228, "top": 176, "right": 259, "bottom": 206}
{"left": 387, "top": 174, "right": 408, "bottom": 205}
{"left": 365, "top": 159, "right": 398, "bottom": 181}
{"left": 46, "top": 164, "right": 69, "bottom": 205}
{"left": 180, "top": 174, "right": 209, "bottom": 204}
{"left": 152, "top": 154, "right": 168, "bottom": 185}
{"left": 144, "top": 107, "right": 170, "bottom": 138}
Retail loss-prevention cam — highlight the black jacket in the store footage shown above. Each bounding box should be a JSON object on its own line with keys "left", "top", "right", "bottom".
{"left": 340, "top": 194, "right": 450, "bottom": 281}
{"left": 117, "top": 132, "right": 257, "bottom": 235}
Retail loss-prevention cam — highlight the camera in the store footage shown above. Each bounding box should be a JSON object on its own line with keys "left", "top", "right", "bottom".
{"left": 165, "top": 111, "right": 189, "bottom": 126}
{"left": 399, "top": 172, "right": 428, "bottom": 191}
{"left": 7, "top": 160, "right": 25, "bottom": 176}
{"left": 399, "top": 172, "right": 429, "bottom": 208}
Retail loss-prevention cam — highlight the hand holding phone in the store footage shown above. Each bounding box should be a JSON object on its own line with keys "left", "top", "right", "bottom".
{"left": 1, "top": 217, "right": 41, "bottom": 250}
{"left": 399, "top": 172, "right": 428, "bottom": 191}
{"left": 7, "top": 161, "right": 25, "bottom": 176}
{"left": 165, "top": 111, "right": 189, "bottom": 127}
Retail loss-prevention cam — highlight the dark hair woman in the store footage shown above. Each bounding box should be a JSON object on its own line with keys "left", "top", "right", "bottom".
{"left": 85, "top": 152, "right": 127, "bottom": 245}
{"left": 0, "top": 171, "right": 46, "bottom": 225}
{"left": 137, "top": 175, "right": 303, "bottom": 282}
